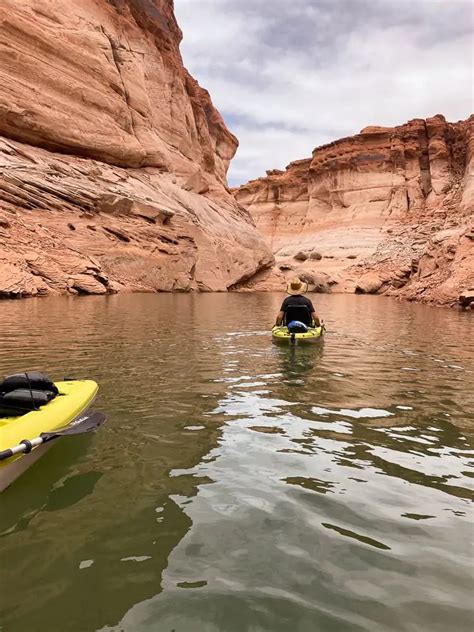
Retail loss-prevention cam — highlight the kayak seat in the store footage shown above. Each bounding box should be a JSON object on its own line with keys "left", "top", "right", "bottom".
{"left": 284, "top": 304, "right": 313, "bottom": 326}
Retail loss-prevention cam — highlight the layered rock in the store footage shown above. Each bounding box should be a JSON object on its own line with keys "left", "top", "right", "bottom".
{"left": 0, "top": 0, "right": 271, "bottom": 297}
{"left": 234, "top": 115, "right": 474, "bottom": 306}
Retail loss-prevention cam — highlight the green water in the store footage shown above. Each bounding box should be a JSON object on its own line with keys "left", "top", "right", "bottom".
{"left": 0, "top": 293, "right": 472, "bottom": 632}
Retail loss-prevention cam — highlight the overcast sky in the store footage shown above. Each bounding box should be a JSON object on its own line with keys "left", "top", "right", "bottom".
{"left": 174, "top": 0, "right": 474, "bottom": 186}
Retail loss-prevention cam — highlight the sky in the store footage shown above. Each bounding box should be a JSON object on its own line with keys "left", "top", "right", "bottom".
{"left": 174, "top": 0, "right": 474, "bottom": 186}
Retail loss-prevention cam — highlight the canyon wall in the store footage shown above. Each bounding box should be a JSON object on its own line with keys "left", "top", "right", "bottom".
{"left": 234, "top": 115, "right": 473, "bottom": 306}
{"left": 0, "top": 0, "right": 271, "bottom": 297}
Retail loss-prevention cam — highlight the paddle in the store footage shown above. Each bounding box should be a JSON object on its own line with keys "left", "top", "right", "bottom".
{"left": 0, "top": 411, "right": 106, "bottom": 462}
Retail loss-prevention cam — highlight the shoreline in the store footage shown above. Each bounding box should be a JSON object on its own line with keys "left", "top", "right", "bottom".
{"left": 0, "top": 287, "right": 469, "bottom": 310}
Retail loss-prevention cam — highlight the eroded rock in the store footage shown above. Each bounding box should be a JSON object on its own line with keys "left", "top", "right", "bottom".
{"left": 297, "top": 271, "right": 332, "bottom": 293}
{"left": 0, "top": 1, "right": 271, "bottom": 298}
{"left": 69, "top": 275, "right": 108, "bottom": 295}
{"left": 234, "top": 115, "right": 474, "bottom": 305}
{"left": 355, "top": 272, "right": 384, "bottom": 294}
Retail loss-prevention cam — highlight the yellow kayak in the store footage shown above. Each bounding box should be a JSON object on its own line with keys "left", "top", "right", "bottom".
{"left": 0, "top": 379, "right": 98, "bottom": 492}
{"left": 272, "top": 325, "right": 324, "bottom": 344}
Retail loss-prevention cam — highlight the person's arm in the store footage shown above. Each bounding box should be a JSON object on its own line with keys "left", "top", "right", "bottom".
{"left": 306, "top": 299, "right": 320, "bottom": 327}
{"left": 276, "top": 298, "right": 287, "bottom": 326}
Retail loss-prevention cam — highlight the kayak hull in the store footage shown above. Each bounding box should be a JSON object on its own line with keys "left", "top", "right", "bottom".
{"left": 0, "top": 441, "right": 54, "bottom": 493}
{"left": 0, "top": 379, "right": 98, "bottom": 492}
{"left": 272, "top": 325, "right": 324, "bottom": 344}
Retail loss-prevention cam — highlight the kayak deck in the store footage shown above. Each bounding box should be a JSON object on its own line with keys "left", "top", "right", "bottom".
{"left": 0, "top": 380, "right": 98, "bottom": 487}
{"left": 272, "top": 325, "right": 324, "bottom": 344}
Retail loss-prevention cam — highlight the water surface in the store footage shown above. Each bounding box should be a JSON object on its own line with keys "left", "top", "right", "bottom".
{"left": 0, "top": 293, "right": 473, "bottom": 632}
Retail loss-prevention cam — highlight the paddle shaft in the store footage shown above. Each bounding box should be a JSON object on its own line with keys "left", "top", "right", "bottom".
{"left": 0, "top": 437, "right": 44, "bottom": 461}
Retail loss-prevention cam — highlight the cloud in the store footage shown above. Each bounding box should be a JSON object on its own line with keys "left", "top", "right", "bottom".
{"left": 175, "top": 0, "right": 474, "bottom": 185}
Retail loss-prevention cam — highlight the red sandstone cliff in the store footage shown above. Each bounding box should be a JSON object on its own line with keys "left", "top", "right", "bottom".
{"left": 234, "top": 115, "right": 473, "bottom": 306}
{"left": 0, "top": 0, "right": 271, "bottom": 297}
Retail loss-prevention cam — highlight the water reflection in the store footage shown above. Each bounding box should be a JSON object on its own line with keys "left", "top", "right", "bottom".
{"left": 276, "top": 343, "right": 323, "bottom": 383}
{"left": 0, "top": 295, "right": 233, "bottom": 631}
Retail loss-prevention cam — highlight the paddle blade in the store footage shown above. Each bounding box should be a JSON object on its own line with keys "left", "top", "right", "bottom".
{"left": 40, "top": 411, "right": 106, "bottom": 441}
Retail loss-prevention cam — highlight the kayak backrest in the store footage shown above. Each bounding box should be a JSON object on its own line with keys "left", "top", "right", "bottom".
{"left": 285, "top": 304, "right": 312, "bottom": 326}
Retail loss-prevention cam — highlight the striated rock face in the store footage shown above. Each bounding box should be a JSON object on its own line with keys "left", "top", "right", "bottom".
{"left": 234, "top": 115, "right": 474, "bottom": 306}
{"left": 0, "top": 0, "right": 271, "bottom": 297}
{"left": 0, "top": 138, "right": 272, "bottom": 297}
{"left": 0, "top": 0, "right": 236, "bottom": 181}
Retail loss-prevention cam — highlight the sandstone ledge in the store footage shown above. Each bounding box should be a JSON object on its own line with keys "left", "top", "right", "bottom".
{"left": 0, "top": 138, "right": 272, "bottom": 298}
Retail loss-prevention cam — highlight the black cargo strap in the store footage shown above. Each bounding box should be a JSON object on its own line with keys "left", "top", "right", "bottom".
{"left": 24, "top": 372, "right": 38, "bottom": 410}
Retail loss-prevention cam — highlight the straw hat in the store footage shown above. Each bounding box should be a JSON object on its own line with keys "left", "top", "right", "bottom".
{"left": 286, "top": 276, "right": 308, "bottom": 295}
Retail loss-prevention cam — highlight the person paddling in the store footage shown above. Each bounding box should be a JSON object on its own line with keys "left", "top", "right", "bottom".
{"left": 275, "top": 277, "right": 321, "bottom": 327}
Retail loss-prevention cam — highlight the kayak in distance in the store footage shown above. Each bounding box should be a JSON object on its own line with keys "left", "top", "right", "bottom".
{"left": 0, "top": 372, "right": 106, "bottom": 493}
{"left": 272, "top": 279, "right": 325, "bottom": 345}
{"left": 272, "top": 323, "right": 325, "bottom": 345}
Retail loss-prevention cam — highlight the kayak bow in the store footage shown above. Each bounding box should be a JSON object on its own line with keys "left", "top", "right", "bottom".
{"left": 0, "top": 379, "right": 102, "bottom": 492}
